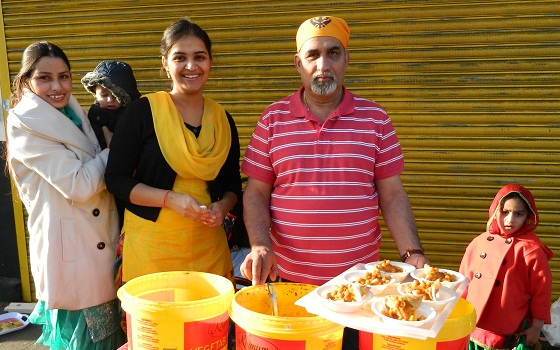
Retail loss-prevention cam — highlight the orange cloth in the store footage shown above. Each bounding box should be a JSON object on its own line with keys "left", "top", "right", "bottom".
{"left": 148, "top": 91, "right": 230, "bottom": 181}
{"left": 121, "top": 91, "right": 234, "bottom": 283}
{"left": 296, "top": 16, "right": 350, "bottom": 51}
{"left": 122, "top": 174, "right": 233, "bottom": 282}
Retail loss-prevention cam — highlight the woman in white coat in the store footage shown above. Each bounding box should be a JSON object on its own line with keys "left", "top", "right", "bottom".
{"left": 6, "top": 41, "right": 124, "bottom": 349}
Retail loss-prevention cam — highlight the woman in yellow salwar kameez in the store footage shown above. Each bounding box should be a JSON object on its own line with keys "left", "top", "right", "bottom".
{"left": 105, "top": 18, "right": 242, "bottom": 285}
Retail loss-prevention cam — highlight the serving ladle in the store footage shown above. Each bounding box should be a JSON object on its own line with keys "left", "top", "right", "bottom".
{"left": 266, "top": 282, "right": 279, "bottom": 316}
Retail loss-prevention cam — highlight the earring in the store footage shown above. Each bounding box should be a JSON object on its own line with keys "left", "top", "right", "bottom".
{"left": 166, "top": 70, "right": 170, "bottom": 79}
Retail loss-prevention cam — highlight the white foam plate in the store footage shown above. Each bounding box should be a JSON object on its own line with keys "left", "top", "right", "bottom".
{"left": 315, "top": 284, "right": 374, "bottom": 313}
{"left": 371, "top": 298, "right": 437, "bottom": 327}
{"left": 0, "top": 312, "right": 30, "bottom": 335}
{"left": 365, "top": 261, "right": 415, "bottom": 282}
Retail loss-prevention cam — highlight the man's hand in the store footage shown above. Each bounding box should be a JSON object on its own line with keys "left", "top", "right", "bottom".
{"left": 240, "top": 245, "right": 278, "bottom": 285}
{"left": 405, "top": 254, "right": 430, "bottom": 268}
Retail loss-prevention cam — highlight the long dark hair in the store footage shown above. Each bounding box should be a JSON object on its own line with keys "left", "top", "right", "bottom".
{"left": 10, "top": 41, "right": 71, "bottom": 107}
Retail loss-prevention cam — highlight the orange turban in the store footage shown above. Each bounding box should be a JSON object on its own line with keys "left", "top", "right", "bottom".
{"left": 296, "top": 16, "right": 350, "bottom": 52}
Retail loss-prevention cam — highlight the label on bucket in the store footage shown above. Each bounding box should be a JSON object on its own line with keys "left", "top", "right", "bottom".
{"left": 362, "top": 333, "right": 469, "bottom": 350}
{"left": 126, "top": 312, "right": 229, "bottom": 350}
{"left": 184, "top": 313, "right": 229, "bottom": 350}
{"left": 236, "top": 327, "right": 306, "bottom": 350}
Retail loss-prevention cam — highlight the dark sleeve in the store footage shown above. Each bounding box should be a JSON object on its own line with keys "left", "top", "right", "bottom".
{"left": 105, "top": 98, "right": 149, "bottom": 201}
{"left": 209, "top": 111, "right": 242, "bottom": 202}
{"left": 87, "top": 104, "right": 108, "bottom": 149}
{"left": 105, "top": 97, "right": 177, "bottom": 221}
{"left": 109, "top": 107, "right": 126, "bottom": 132}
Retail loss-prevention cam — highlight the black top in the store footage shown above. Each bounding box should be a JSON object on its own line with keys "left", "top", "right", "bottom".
{"left": 105, "top": 96, "right": 242, "bottom": 222}
{"left": 87, "top": 103, "right": 125, "bottom": 149}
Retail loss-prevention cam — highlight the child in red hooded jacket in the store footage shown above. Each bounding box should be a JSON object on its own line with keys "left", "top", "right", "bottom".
{"left": 460, "top": 184, "right": 553, "bottom": 349}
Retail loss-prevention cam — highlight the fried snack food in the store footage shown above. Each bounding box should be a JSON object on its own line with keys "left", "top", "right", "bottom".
{"left": 423, "top": 264, "right": 457, "bottom": 282}
{"left": 0, "top": 318, "right": 23, "bottom": 332}
{"left": 383, "top": 295, "right": 425, "bottom": 321}
{"left": 401, "top": 279, "right": 442, "bottom": 301}
{"left": 326, "top": 284, "right": 370, "bottom": 302}
{"left": 374, "top": 259, "right": 403, "bottom": 273}
{"left": 354, "top": 268, "right": 393, "bottom": 286}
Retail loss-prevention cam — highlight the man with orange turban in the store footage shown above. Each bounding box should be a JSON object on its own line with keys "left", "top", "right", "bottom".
{"left": 241, "top": 16, "right": 429, "bottom": 349}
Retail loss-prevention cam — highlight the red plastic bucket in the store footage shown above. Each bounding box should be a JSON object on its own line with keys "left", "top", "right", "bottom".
{"left": 118, "top": 271, "right": 234, "bottom": 350}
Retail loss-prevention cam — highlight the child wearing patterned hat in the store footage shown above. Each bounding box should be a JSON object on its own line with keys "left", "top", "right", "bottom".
{"left": 82, "top": 61, "right": 140, "bottom": 229}
{"left": 81, "top": 61, "right": 140, "bottom": 149}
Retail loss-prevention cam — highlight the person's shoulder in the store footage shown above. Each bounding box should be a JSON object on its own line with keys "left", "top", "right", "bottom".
{"left": 269, "top": 90, "right": 299, "bottom": 107}
{"left": 260, "top": 91, "right": 300, "bottom": 117}
{"left": 119, "top": 96, "right": 152, "bottom": 122}
{"left": 9, "top": 98, "right": 28, "bottom": 115}
{"left": 347, "top": 97, "right": 389, "bottom": 123}
{"left": 348, "top": 91, "right": 385, "bottom": 110}
{"left": 126, "top": 95, "right": 151, "bottom": 110}
{"left": 10, "top": 90, "right": 40, "bottom": 114}
{"left": 516, "top": 232, "right": 552, "bottom": 252}
{"left": 223, "top": 110, "right": 238, "bottom": 130}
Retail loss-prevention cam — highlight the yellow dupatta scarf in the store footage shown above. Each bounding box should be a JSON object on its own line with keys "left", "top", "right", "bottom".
{"left": 147, "top": 91, "right": 231, "bottom": 180}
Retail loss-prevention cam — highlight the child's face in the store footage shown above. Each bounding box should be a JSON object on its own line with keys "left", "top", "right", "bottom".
{"left": 497, "top": 198, "right": 529, "bottom": 235}
{"left": 95, "top": 85, "right": 121, "bottom": 110}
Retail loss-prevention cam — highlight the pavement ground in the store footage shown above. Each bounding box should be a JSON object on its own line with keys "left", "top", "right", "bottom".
{"left": 0, "top": 301, "right": 43, "bottom": 349}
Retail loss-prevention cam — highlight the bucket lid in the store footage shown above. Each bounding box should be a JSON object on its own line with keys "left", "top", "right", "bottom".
{"left": 229, "top": 283, "right": 343, "bottom": 335}
{"left": 118, "top": 271, "right": 234, "bottom": 320}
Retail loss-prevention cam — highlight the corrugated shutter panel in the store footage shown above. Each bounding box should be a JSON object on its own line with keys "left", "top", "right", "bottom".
{"left": 2, "top": 0, "right": 559, "bottom": 301}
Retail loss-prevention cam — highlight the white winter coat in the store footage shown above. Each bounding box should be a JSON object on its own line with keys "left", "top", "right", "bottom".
{"left": 7, "top": 90, "right": 119, "bottom": 310}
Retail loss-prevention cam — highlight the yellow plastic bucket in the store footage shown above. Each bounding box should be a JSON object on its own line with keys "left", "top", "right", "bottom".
{"left": 229, "top": 282, "right": 344, "bottom": 350}
{"left": 117, "top": 271, "right": 234, "bottom": 350}
{"left": 360, "top": 298, "right": 476, "bottom": 350}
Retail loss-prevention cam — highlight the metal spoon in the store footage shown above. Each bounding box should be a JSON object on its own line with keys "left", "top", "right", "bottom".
{"left": 266, "top": 282, "right": 279, "bottom": 316}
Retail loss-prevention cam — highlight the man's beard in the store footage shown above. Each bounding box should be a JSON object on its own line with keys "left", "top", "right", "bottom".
{"left": 310, "top": 72, "right": 337, "bottom": 95}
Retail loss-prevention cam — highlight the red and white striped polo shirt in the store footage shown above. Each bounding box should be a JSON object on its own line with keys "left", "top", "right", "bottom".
{"left": 242, "top": 86, "right": 404, "bottom": 285}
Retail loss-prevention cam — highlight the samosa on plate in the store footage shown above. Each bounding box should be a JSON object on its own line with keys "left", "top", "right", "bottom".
{"left": 383, "top": 294, "right": 423, "bottom": 321}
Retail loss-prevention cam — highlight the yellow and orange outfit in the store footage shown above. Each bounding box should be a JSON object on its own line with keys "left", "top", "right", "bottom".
{"left": 107, "top": 91, "right": 237, "bottom": 284}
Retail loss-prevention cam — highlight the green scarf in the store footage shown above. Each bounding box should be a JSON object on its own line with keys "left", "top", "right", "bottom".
{"left": 59, "top": 105, "right": 83, "bottom": 128}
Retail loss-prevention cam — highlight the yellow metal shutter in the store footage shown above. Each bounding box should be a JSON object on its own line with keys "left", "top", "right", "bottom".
{"left": 2, "top": 0, "right": 559, "bottom": 302}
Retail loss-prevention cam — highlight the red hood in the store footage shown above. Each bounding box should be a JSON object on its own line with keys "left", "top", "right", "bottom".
{"left": 487, "top": 184, "right": 553, "bottom": 260}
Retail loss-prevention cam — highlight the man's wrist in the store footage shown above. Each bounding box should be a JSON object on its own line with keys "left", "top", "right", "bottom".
{"left": 251, "top": 244, "right": 273, "bottom": 252}
{"left": 401, "top": 248, "right": 424, "bottom": 262}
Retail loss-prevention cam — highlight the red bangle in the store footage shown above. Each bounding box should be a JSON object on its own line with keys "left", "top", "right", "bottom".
{"left": 163, "top": 190, "right": 171, "bottom": 208}
{"left": 401, "top": 248, "right": 424, "bottom": 262}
